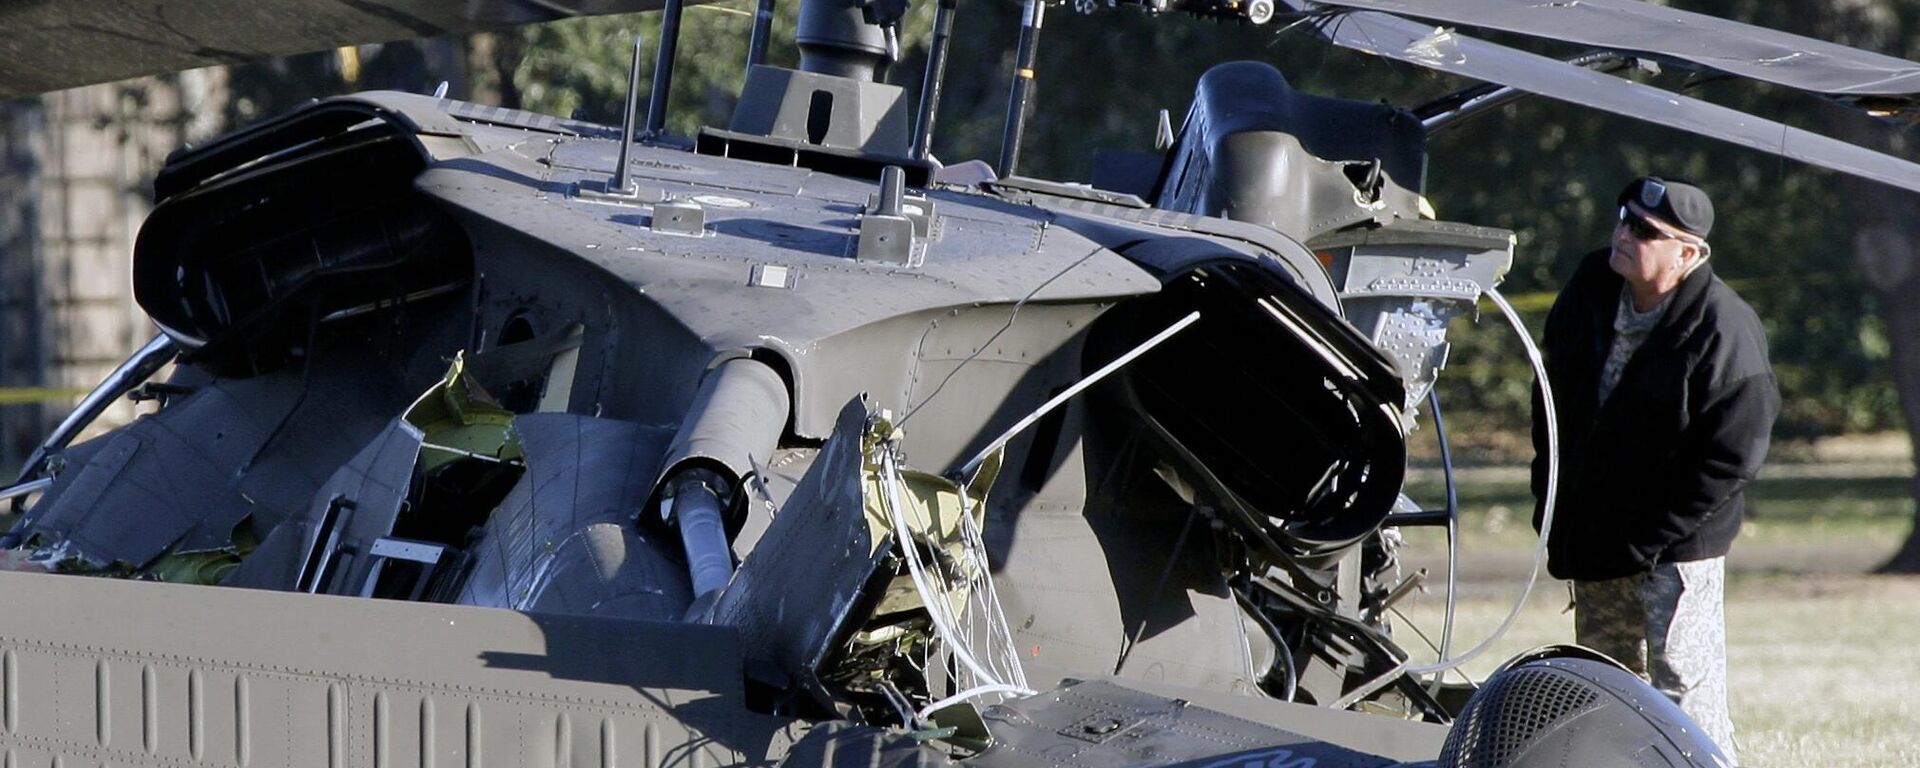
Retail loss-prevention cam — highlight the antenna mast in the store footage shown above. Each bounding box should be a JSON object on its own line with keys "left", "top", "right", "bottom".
{"left": 611, "top": 35, "right": 645, "bottom": 193}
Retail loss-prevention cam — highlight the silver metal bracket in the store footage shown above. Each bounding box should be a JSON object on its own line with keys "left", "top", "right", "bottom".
{"left": 855, "top": 165, "right": 923, "bottom": 265}
{"left": 574, "top": 179, "right": 668, "bottom": 206}
{"left": 867, "top": 191, "right": 938, "bottom": 239}
{"left": 357, "top": 536, "right": 450, "bottom": 600}
{"left": 651, "top": 198, "right": 708, "bottom": 236}
{"left": 855, "top": 213, "right": 917, "bottom": 265}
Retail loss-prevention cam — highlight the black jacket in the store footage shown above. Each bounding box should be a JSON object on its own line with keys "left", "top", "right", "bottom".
{"left": 1530, "top": 249, "right": 1780, "bottom": 581}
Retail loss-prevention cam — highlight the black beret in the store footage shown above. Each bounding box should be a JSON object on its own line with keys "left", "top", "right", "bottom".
{"left": 1617, "top": 176, "right": 1713, "bottom": 238}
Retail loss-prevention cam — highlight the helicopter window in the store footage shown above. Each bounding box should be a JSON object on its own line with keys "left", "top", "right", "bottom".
{"left": 806, "top": 90, "right": 834, "bottom": 145}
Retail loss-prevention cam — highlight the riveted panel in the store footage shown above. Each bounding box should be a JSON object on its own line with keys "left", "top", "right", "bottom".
{"left": 0, "top": 571, "right": 795, "bottom": 767}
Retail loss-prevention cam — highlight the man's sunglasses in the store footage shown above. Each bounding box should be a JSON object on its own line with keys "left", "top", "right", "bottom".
{"left": 1617, "top": 206, "right": 1676, "bottom": 242}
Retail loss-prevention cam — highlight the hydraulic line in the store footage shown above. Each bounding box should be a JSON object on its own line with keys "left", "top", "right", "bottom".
{"left": 1426, "top": 386, "right": 1461, "bottom": 693}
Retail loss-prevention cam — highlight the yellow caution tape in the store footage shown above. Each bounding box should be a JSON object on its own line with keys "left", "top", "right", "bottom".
{"left": 0, "top": 387, "right": 89, "bottom": 405}
{"left": 336, "top": 46, "right": 361, "bottom": 85}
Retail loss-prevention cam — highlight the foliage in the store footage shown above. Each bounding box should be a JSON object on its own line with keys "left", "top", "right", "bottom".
{"left": 1414, "top": 1, "right": 1913, "bottom": 439}
{"left": 204, "top": 0, "right": 1920, "bottom": 440}
{"left": 498, "top": 0, "right": 935, "bottom": 135}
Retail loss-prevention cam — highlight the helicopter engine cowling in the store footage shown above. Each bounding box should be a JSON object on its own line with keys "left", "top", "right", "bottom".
{"left": 1439, "top": 658, "right": 1733, "bottom": 768}
{"left": 1156, "top": 61, "right": 1426, "bottom": 242}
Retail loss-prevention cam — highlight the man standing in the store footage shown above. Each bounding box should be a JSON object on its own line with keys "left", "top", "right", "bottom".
{"left": 1532, "top": 176, "right": 1780, "bottom": 762}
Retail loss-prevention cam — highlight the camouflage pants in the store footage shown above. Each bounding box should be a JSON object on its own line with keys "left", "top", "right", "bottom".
{"left": 1573, "top": 558, "right": 1736, "bottom": 763}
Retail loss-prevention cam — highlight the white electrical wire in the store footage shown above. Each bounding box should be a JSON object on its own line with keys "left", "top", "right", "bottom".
{"left": 884, "top": 316, "right": 1205, "bottom": 712}
{"left": 915, "top": 683, "right": 1036, "bottom": 721}
{"left": 1333, "top": 286, "right": 1561, "bottom": 709}
{"left": 956, "top": 490, "right": 1030, "bottom": 689}
{"left": 877, "top": 448, "right": 1036, "bottom": 701}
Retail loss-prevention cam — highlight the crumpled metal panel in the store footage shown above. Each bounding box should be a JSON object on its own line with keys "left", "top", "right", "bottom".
{"left": 23, "top": 376, "right": 346, "bottom": 569}
{"left": 707, "top": 396, "right": 889, "bottom": 692}
{"left": 0, "top": 0, "right": 705, "bottom": 100}
{"left": 967, "top": 679, "right": 1404, "bottom": 768}
{"left": 0, "top": 570, "right": 795, "bottom": 767}
{"left": 454, "top": 413, "right": 692, "bottom": 621}
{"left": 220, "top": 417, "right": 422, "bottom": 591}
{"left": 1310, "top": 0, "right": 1920, "bottom": 98}
{"left": 1317, "top": 219, "right": 1516, "bottom": 416}
{"left": 1280, "top": 1, "right": 1920, "bottom": 195}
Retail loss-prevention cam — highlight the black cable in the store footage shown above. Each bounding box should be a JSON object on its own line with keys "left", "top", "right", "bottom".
{"left": 1234, "top": 590, "right": 1299, "bottom": 701}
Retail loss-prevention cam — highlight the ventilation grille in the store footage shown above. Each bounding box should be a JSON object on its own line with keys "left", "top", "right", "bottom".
{"left": 1438, "top": 667, "right": 1601, "bottom": 768}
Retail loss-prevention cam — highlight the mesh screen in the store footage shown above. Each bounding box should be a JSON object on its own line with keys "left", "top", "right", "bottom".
{"left": 1437, "top": 667, "right": 1602, "bottom": 768}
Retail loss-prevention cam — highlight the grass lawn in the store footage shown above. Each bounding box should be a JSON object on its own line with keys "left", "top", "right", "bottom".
{"left": 1393, "top": 468, "right": 1920, "bottom": 768}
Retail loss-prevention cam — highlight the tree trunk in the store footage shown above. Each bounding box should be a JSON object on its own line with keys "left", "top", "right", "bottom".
{"left": 1855, "top": 222, "right": 1920, "bottom": 571}
{"left": 1811, "top": 1, "right": 1920, "bottom": 572}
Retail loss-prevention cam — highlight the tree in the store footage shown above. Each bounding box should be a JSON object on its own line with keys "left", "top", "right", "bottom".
{"left": 1806, "top": 0, "right": 1920, "bottom": 572}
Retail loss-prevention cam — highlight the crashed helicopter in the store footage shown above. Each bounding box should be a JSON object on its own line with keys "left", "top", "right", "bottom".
{"left": 5, "top": 0, "right": 1920, "bottom": 766}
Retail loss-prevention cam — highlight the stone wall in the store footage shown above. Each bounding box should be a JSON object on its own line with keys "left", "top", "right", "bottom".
{"left": 0, "top": 70, "right": 228, "bottom": 472}
{"left": 0, "top": 98, "right": 48, "bottom": 471}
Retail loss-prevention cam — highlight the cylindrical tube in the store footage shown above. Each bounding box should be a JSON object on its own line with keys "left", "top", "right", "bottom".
{"left": 656, "top": 358, "right": 790, "bottom": 493}
{"left": 650, "top": 357, "right": 791, "bottom": 601}
{"left": 669, "top": 473, "right": 736, "bottom": 597}
{"left": 876, "top": 165, "right": 905, "bottom": 216}
{"left": 0, "top": 478, "right": 52, "bottom": 504}
{"left": 16, "top": 333, "right": 176, "bottom": 484}
{"left": 746, "top": 0, "right": 777, "bottom": 68}
{"left": 911, "top": 0, "right": 958, "bottom": 159}
{"left": 645, "top": 0, "right": 686, "bottom": 136}
{"left": 996, "top": 0, "right": 1043, "bottom": 177}
{"left": 796, "top": 0, "right": 891, "bottom": 81}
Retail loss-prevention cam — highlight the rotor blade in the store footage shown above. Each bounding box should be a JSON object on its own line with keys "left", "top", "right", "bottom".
{"left": 1313, "top": 0, "right": 1920, "bottom": 98}
{"left": 1304, "top": 0, "right": 1920, "bottom": 99}
{"left": 0, "top": 0, "right": 688, "bottom": 101}
{"left": 1283, "top": 6, "right": 1920, "bottom": 196}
